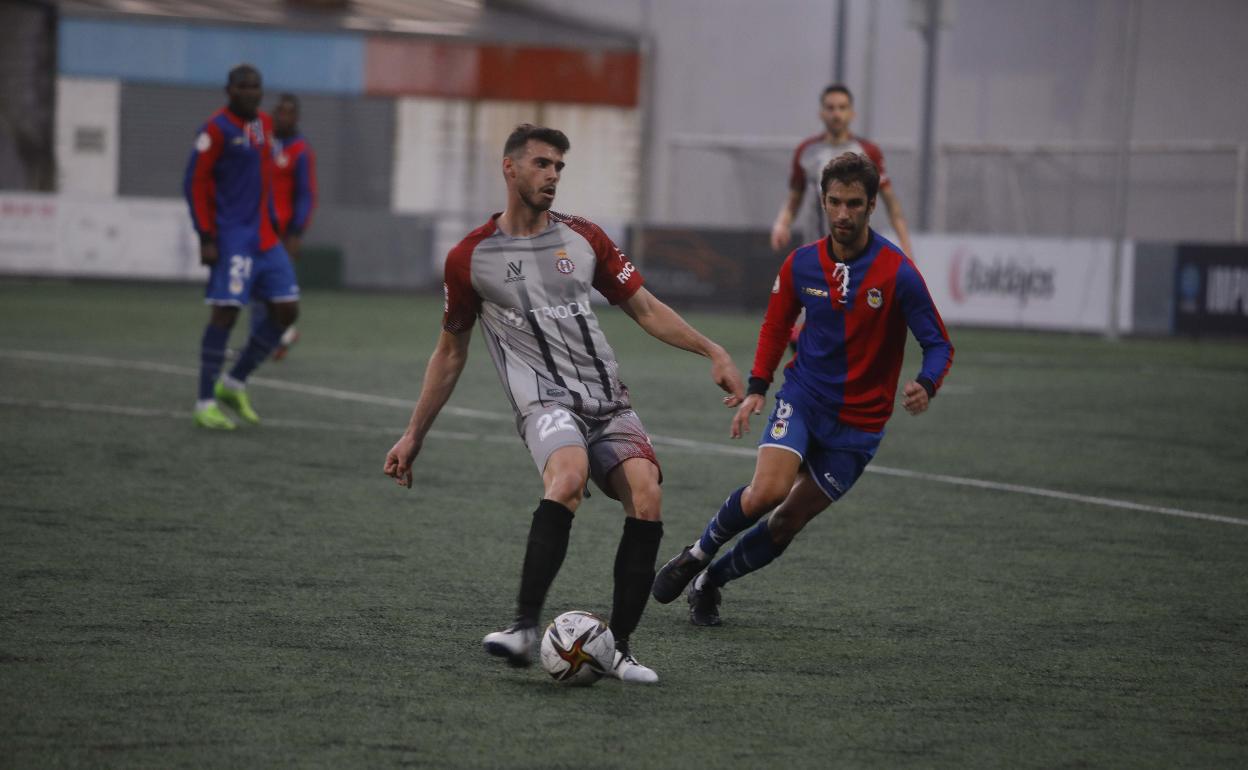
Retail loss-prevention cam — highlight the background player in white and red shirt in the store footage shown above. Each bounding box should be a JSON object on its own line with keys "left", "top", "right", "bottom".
{"left": 383, "top": 124, "right": 744, "bottom": 683}
{"left": 771, "top": 84, "right": 914, "bottom": 260}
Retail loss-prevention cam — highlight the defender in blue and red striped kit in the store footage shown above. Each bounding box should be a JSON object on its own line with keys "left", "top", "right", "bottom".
{"left": 184, "top": 64, "right": 300, "bottom": 430}
{"left": 652, "top": 151, "right": 954, "bottom": 626}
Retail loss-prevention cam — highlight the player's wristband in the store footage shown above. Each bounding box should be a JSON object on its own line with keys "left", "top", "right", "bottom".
{"left": 747, "top": 377, "right": 770, "bottom": 397}
{"left": 917, "top": 377, "right": 935, "bottom": 399}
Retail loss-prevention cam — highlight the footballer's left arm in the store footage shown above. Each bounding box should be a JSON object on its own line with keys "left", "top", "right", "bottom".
{"left": 619, "top": 287, "right": 744, "bottom": 405}
{"left": 896, "top": 260, "right": 954, "bottom": 414}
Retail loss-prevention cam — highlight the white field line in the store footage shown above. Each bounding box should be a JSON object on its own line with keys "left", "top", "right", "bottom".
{"left": 3, "top": 348, "right": 1245, "bottom": 529}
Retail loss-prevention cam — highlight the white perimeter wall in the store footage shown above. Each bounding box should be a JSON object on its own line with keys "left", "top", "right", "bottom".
{"left": 56, "top": 77, "right": 120, "bottom": 197}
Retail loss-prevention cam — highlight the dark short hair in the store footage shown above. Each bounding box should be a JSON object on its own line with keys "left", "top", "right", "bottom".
{"left": 504, "top": 124, "right": 570, "bottom": 157}
{"left": 227, "top": 64, "right": 261, "bottom": 86}
{"left": 277, "top": 93, "right": 300, "bottom": 111}
{"left": 821, "top": 83, "right": 853, "bottom": 105}
{"left": 820, "top": 152, "right": 880, "bottom": 200}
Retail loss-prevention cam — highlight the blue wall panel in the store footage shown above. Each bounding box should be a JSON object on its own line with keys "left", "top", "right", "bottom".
{"left": 60, "top": 18, "right": 364, "bottom": 95}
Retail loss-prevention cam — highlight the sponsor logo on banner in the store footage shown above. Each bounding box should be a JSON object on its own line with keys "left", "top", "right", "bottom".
{"left": 949, "top": 248, "right": 1056, "bottom": 306}
{"left": 1206, "top": 266, "right": 1248, "bottom": 316}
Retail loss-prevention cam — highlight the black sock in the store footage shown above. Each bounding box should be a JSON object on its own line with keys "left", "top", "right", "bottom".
{"left": 609, "top": 518, "right": 664, "bottom": 646}
{"left": 515, "top": 499, "right": 575, "bottom": 626}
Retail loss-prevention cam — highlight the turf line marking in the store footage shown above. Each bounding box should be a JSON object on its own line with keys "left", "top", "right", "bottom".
{"left": 4, "top": 349, "right": 1243, "bottom": 529}
{"left": 0, "top": 396, "right": 514, "bottom": 446}
{"left": 0, "top": 349, "right": 507, "bottom": 421}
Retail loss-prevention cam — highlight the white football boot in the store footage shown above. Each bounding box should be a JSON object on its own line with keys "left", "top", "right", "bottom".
{"left": 483, "top": 622, "right": 539, "bottom": 667}
{"left": 608, "top": 645, "right": 659, "bottom": 684}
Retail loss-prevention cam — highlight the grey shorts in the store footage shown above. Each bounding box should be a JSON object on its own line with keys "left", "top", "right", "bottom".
{"left": 520, "top": 404, "right": 661, "bottom": 500}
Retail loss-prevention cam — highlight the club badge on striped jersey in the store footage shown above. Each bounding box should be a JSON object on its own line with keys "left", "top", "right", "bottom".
{"left": 554, "top": 250, "right": 575, "bottom": 274}
{"left": 867, "top": 288, "right": 883, "bottom": 308}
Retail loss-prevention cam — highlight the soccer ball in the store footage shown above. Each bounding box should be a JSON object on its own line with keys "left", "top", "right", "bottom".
{"left": 540, "top": 610, "right": 616, "bottom": 686}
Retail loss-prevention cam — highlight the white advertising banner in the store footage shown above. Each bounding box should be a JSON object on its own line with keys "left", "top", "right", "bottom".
{"left": 0, "top": 193, "right": 201, "bottom": 280}
{"left": 911, "top": 234, "right": 1133, "bottom": 333}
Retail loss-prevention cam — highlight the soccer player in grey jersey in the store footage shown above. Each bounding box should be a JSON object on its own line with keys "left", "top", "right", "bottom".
{"left": 384, "top": 124, "right": 744, "bottom": 683}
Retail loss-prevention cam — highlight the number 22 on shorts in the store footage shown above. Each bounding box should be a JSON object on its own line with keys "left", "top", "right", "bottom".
{"left": 537, "top": 409, "right": 576, "bottom": 440}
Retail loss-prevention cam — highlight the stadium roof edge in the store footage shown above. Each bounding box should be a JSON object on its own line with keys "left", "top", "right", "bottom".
{"left": 53, "top": 0, "right": 640, "bottom": 49}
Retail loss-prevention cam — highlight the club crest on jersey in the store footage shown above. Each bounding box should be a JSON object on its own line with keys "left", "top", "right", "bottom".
{"left": 770, "top": 419, "right": 788, "bottom": 440}
{"left": 505, "top": 261, "right": 525, "bottom": 283}
{"left": 554, "top": 250, "right": 575, "bottom": 274}
{"left": 867, "top": 288, "right": 883, "bottom": 308}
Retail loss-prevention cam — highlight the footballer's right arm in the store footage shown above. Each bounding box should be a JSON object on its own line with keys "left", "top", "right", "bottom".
{"left": 770, "top": 188, "right": 803, "bottom": 253}
{"left": 384, "top": 329, "right": 471, "bottom": 488}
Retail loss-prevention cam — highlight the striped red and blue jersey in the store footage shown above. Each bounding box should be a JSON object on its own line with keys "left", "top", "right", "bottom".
{"left": 183, "top": 108, "right": 279, "bottom": 251}
{"left": 270, "top": 133, "right": 316, "bottom": 236}
{"left": 752, "top": 229, "right": 953, "bottom": 433}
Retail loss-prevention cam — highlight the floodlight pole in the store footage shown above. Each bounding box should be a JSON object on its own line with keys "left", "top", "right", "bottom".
{"left": 916, "top": 0, "right": 942, "bottom": 232}
{"left": 1107, "top": 0, "right": 1141, "bottom": 340}
{"left": 833, "top": 0, "right": 847, "bottom": 82}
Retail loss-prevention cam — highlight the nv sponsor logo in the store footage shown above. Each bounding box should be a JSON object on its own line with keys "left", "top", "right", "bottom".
{"left": 949, "top": 249, "right": 1055, "bottom": 306}
{"left": 505, "top": 261, "right": 525, "bottom": 283}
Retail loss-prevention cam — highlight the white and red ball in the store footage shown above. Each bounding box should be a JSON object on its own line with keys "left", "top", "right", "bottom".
{"left": 540, "top": 611, "right": 615, "bottom": 686}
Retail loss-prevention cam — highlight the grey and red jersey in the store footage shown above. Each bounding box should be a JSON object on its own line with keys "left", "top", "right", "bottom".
{"left": 789, "top": 133, "right": 891, "bottom": 241}
{"left": 442, "top": 211, "right": 643, "bottom": 420}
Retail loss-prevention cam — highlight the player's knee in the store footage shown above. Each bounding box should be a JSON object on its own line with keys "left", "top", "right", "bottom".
{"left": 273, "top": 302, "right": 299, "bottom": 328}
{"left": 627, "top": 483, "right": 662, "bottom": 521}
{"left": 209, "top": 306, "right": 239, "bottom": 329}
{"left": 767, "top": 513, "right": 805, "bottom": 548}
{"left": 544, "top": 475, "right": 587, "bottom": 511}
{"left": 742, "top": 482, "right": 789, "bottom": 517}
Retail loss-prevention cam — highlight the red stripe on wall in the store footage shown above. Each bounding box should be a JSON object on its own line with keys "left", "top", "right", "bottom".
{"left": 364, "top": 37, "right": 639, "bottom": 106}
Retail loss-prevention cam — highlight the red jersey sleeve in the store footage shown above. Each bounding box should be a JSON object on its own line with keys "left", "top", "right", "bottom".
{"left": 563, "top": 216, "right": 643, "bottom": 304}
{"left": 857, "top": 137, "right": 891, "bottom": 190}
{"left": 750, "top": 253, "right": 802, "bottom": 383}
{"left": 788, "top": 134, "right": 821, "bottom": 192}
{"left": 185, "top": 121, "right": 224, "bottom": 237}
{"left": 442, "top": 239, "right": 481, "bottom": 334}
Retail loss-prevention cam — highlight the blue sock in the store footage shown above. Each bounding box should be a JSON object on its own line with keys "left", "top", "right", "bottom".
{"left": 706, "top": 519, "right": 779, "bottom": 588}
{"left": 249, "top": 300, "right": 269, "bottom": 338}
{"left": 228, "top": 318, "right": 284, "bottom": 383}
{"left": 199, "top": 324, "right": 230, "bottom": 400}
{"left": 697, "top": 486, "right": 752, "bottom": 558}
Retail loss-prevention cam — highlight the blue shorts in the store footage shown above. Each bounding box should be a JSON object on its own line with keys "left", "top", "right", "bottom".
{"left": 204, "top": 232, "right": 300, "bottom": 306}
{"left": 759, "top": 387, "right": 882, "bottom": 501}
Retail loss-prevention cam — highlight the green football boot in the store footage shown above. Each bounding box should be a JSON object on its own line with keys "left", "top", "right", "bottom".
{"left": 194, "top": 402, "right": 236, "bottom": 430}
{"left": 214, "top": 381, "right": 260, "bottom": 425}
